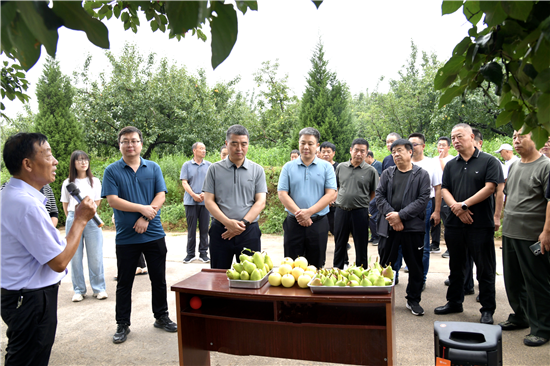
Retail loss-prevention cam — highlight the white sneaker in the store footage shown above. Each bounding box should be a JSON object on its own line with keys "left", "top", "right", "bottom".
{"left": 94, "top": 292, "right": 108, "bottom": 300}
{"left": 72, "top": 293, "right": 85, "bottom": 302}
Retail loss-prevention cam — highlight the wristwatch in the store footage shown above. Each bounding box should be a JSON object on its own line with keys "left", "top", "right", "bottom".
{"left": 242, "top": 219, "right": 251, "bottom": 228}
{"left": 142, "top": 216, "right": 150, "bottom": 222}
{"left": 461, "top": 202, "right": 468, "bottom": 211}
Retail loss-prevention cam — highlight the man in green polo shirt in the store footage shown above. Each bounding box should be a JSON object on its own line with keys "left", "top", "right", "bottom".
{"left": 333, "top": 138, "right": 378, "bottom": 269}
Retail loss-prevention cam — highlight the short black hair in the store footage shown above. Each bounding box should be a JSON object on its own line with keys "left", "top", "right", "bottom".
{"left": 118, "top": 126, "right": 143, "bottom": 143}
{"left": 299, "top": 127, "right": 321, "bottom": 143}
{"left": 290, "top": 149, "right": 300, "bottom": 157}
{"left": 220, "top": 145, "right": 227, "bottom": 153}
{"left": 320, "top": 141, "right": 336, "bottom": 152}
{"left": 351, "top": 138, "right": 369, "bottom": 150}
{"left": 3, "top": 132, "right": 48, "bottom": 175}
{"left": 472, "top": 128, "right": 483, "bottom": 142}
{"left": 390, "top": 138, "right": 413, "bottom": 152}
{"left": 367, "top": 151, "right": 374, "bottom": 158}
{"left": 408, "top": 133, "right": 425, "bottom": 144}
{"left": 437, "top": 137, "right": 451, "bottom": 146}
{"left": 226, "top": 124, "right": 249, "bottom": 141}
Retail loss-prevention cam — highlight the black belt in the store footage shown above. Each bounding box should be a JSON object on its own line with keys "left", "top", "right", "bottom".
{"left": 288, "top": 214, "right": 325, "bottom": 223}
{"left": 1, "top": 281, "right": 60, "bottom": 296}
{"left": 338, "top": 206, "right": 355, "bottom": 211}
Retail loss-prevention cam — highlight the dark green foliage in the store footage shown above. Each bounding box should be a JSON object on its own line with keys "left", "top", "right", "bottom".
{"left": 298, "top": 41, "right": 354, "bottom": 161}
{"left": 35, "top": 57, "right": 85, "bottom": 224}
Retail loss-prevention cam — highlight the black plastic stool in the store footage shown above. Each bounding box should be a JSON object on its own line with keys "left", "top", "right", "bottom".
{"left": 434, "top": 321, "right": 502, "bottom": 366}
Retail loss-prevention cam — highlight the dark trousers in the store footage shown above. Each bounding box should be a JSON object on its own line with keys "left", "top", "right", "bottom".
{"left": 1, "top": 284, "right": 59, "bottom": 366}
{"left": 185, "top": 205, "right": 210, "bottom": 256}
{"left": 327, "top": 206, "right": 336, "bottom": 235}
{"left": 209, "top": 220, "right": 261, "bottom": 269}
{"left": 445, "top": 227, "right": 496, "bottom": 314}
{"left": 333, "top": 207, "right": 369, "bottom": 269}
{"left": 283, "top": 214, "right": 328, "bottom": 269}
{"left": 503, "top": 236, "right": 550, "bottom": 338}
{"left": 115, "top": 237, "right": 169, "bottom": 325}
{"left": 379, "top": 231, "right": 424, "bottom": 303}
{"left": 369, "top": 198, "right": 379, "bottom": 241}
{"left": 431, "top": 198, "right": 450, "bottom": 246}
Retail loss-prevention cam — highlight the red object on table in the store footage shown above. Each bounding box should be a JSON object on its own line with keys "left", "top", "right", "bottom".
{"left": 189, "top": 296, "right": 202, "bottom": 309}
{"left": 171, "top": 268, "right": 396, "bottom": 366}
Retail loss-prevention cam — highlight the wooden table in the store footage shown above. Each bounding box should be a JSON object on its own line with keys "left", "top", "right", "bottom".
{"left": 171, "top": 269, "right": 395, "bottom": 366}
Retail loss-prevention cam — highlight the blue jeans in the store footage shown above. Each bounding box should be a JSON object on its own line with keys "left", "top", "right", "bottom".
{"left": 393, "top": 199, "right": 433, "bottom": 284}
{"left": 66, "top": 211, "right": 106, "bottom": 295}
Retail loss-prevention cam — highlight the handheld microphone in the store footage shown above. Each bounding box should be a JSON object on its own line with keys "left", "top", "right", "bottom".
{"left": 66, "top": 182, "right": 104, "bottom": 228}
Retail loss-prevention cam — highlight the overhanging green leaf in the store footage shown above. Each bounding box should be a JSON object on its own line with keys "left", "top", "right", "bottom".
{"left": 1, "top": 1, "right": 17, "bottom": 27}
{"left": 210, "top": 2, "right": 238, "bottom": 70}
{"left": 312, "top": 1, "right": 323, "bottom": 9}
{"left": 480, "top": 1, "right": 508, "bottom": 28}
{"left": 15, "top": 2, "right": 60, "bottom": 57}
{"left": 442, "top": 55, "right": 466, "bottom": 74}
{"left": 533, "top": 68, "right": 550, "bottom": 93}
{"left": 531, "top": 126, "right": 549, "bottom": 148}
{"left": 165, "top": 1, "right": 207, "bottom": 35}
{"left": 510, "top": 109, "right": 525, "bottom": 130}
{"left": 453, "top": 37, "right": 471, "bottom": 56}
{"left": 538, "top": 93, "right": 550, "bottom": 125}
{"left": 501, "top": 1, "right": 533, "bottom": 23}
{"left": 442, "top": 1, "right": 463, "bottom": 15}
{"left": 541, "top": 17, "right": 550, "bottom": 43}
{"left": 480, "top": 62, "right": 503, "bottom": 88}
{"left": 495, "top": 110, "right": 513, "bottom": 127}
{"left": 463, "top": 0, "right": 482, "bottom": 26}
{"left": 532, "top": 38, "right": 550, "bottom": 73}
{"left": 438, "top": 84, "right": 467, "bottom": 108}
{"left": 7, "top": 14, "right": 41, "bottom": 71}
{"left": 434, "top": 72, "right": 458, "bottom": 90}
{"left": 52, "top": 1, "right": 109, "bottom": 49}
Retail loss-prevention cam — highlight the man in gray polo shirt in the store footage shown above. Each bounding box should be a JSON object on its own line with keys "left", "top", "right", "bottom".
{"left": 333, "top": 138, "right": 378, "bottom": 269}
{"left": 180, "top": 142, "right": 211, "bottom": 264}
{"left": 203, "top": 125, "right": 267, "bottom": 269}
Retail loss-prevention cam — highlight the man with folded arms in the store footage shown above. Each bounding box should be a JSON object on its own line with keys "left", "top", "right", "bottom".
{"left": 1, "top": 133, "right": 95, "bottom": 365}
{"left": 500, "top": 129, "right": 550, "bottom": 347}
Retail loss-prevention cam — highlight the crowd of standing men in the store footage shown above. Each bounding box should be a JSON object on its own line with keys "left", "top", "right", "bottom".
{"left": 2, "top": 123, "right": 550, "bottom": 365}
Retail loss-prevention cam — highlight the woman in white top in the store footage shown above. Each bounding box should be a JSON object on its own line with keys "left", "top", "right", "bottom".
{"left": 61, "top": 150, "right": 107, "bottom": 302}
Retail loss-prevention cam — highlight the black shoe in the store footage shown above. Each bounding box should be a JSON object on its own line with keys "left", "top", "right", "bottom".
{"left": 476, "top": 295, "right": 480, "bottom": 302}
{"left": 464, "top": 289, "right": 475, "bottom": 295}
{"left": 442, "top": 250, "right": 450, "bottom": 258}
{"left": 421, "top": 282, "right": 426, "bottom": 292}
{"left": 372, "top": 239, "right": 379, "bottom": 246}
{"left": 368, "top": 238, "right": 374, "bottom": 243}
{"left": 183, "top": 255, "right": 195, "bottom": 264}
{"left": 346, "top": 243, "right": 351, "bottom": 250}
{"left": 113, "top": 324, "right": 130, "bottom": 344}
{"left": 406, "top": 300, "right": 424, "bottom": 316}
{"left": 154, "top": 315, "right": 177, "bottom": 333}
{"left": 199, "top": 255, "right": 210, "bottom": 263}
{"left": 499, "top": 320, "right": 529, "bottom": 331}
{"left": 430, "top": 245, "right": 441, "bottom": 254}
{"left": 395, "top": 276, "right": 399, "bottom": 285}
{"left": 480, "top": 311, "right": 494, "bottom": 324}
{"left": 434, "top": 302, "right": 463, "bottom": 315}
{"left": 524, "top": 334, "right": 549, "bottom": 347}
{"left": 444, "top": 278, "right": 450, "bottom": 286}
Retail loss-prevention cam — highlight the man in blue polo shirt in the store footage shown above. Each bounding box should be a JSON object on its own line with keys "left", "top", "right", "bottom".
{"left": 102, "top": 126, "right": 177, "bottom": 344}
{"left": 180, "top": 142, "right": 211, "bottom": 264}
{"left": 278, "top": 127, "right": 337, "bottom": 268}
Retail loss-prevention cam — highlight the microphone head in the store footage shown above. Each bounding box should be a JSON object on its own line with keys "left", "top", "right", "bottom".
{"left": 66, "top": 182, "right": 81, "bottom": 196}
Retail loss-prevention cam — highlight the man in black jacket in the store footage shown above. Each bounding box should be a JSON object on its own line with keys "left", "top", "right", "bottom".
{"left": 376, "top": 139, "right": 431, "bottom": 316}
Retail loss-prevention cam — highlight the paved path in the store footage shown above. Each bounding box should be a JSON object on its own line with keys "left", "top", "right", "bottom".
{"left": 1, "top": 230, "right": 548, "bottom": 365}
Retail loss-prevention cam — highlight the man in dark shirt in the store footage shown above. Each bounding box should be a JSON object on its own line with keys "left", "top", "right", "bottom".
{"left": 434, "top": 123, "right": 501, "bottom": 325}
{"left": 381, "top": 132, "right": 401, "bottom": 171}
{"left": 365, "top": 151, "right": 382, "bottom": 245}
{"left": 376, "top": 139, "right": 430, "bottom": 316}
{"left": 320, "top": 141, "right": 338, "bottom": 238}
{"left": 333, "top": 139, "right": 378, "bottom": 269}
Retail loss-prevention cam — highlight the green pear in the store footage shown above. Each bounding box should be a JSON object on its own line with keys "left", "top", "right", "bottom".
{"left": 243, "top": 260, "right": 256, "bottom": 274}
{"left": 232, "top": 263, "right": 244, "bottom": 273}
{"left": 360, "top": 276, "right": 373, "bottom": 287}
{"left": 382, "top": 266, "right": 394, "bottom": 280}
{"left": 239, "top": 254, "right": 252, "bottom": 263}
{"left": 335, "top": 279, "right": 347, "bottom": 286}
{"left": 264, "top": 254, "right": 274, "bottom": 270}
{"left": 351, "top": 267, "right": 362, "bottom": 278}
{"left": 348, "top": 280, "right": 360, "bottom": 287}
{"left": 253, "top": 251, "right": 265, "bottom": 270}
{"left": 311, "top": 277, "right": 323, "bottom": 286}
{"left": 240, "top": 270, "right": 250, "bottom": 280}
{"left": 374, "top": 275, "right": 386, "bottom": 287}
{"left": 324, "top": 276, "right": 335, "bottom": 287}
{"left": 226, "top": 269, "right": 240, "bottom": 279}
{"left": 349, "top": 273, "right": 360, "bottom": 283}
{"left": 259, "top": 268, "right": 267, "bottom": 278}
{"left": 250, "top": 268, "right": 262, "bottom": 281}
{"left": 264, "top": 264, "right": 270, "bottom": 274}
{"left": 340, "top": 270, "right": 349, "bottom": 278}
{"left": 384, "top": 277, "right": 393, "bottom": 285}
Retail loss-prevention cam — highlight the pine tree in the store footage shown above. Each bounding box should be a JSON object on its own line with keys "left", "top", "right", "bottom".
{"left": 297, "top": 41, "right": 355, "bottom": 161}
{"left": 35, "top": 57, "right": 85, "bottom": 224}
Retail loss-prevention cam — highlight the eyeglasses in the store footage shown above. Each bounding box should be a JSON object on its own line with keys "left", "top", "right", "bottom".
{"left": 120, "top": 140, "right": 141, "bottom": 146}
{"left": 411, "top": 143, "right": 423, "bottom": 147}
{"left": 76, "top": 159, "right": 89, "bottom": 163}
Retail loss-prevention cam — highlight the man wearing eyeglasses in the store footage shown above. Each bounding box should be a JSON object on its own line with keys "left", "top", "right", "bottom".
{"left": 102, "top": 126, "right": 177, "bottom": 344}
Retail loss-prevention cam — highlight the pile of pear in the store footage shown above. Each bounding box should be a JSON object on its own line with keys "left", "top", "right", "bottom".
{"left": 268, "top": 256, "right": 318, "bottom": 288}
{"left": 311, "top": 259, "right": 394, "bottom": 287}
{"left": 226, "top": 248, "right": 274, "bottom": 281}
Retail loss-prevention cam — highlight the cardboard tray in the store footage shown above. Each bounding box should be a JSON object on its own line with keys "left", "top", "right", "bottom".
{"left": 228, "top": 269, "right": 272, "bottom": 289}
{"left": 307, "top": 275, "right": 395, "bottom": 294}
